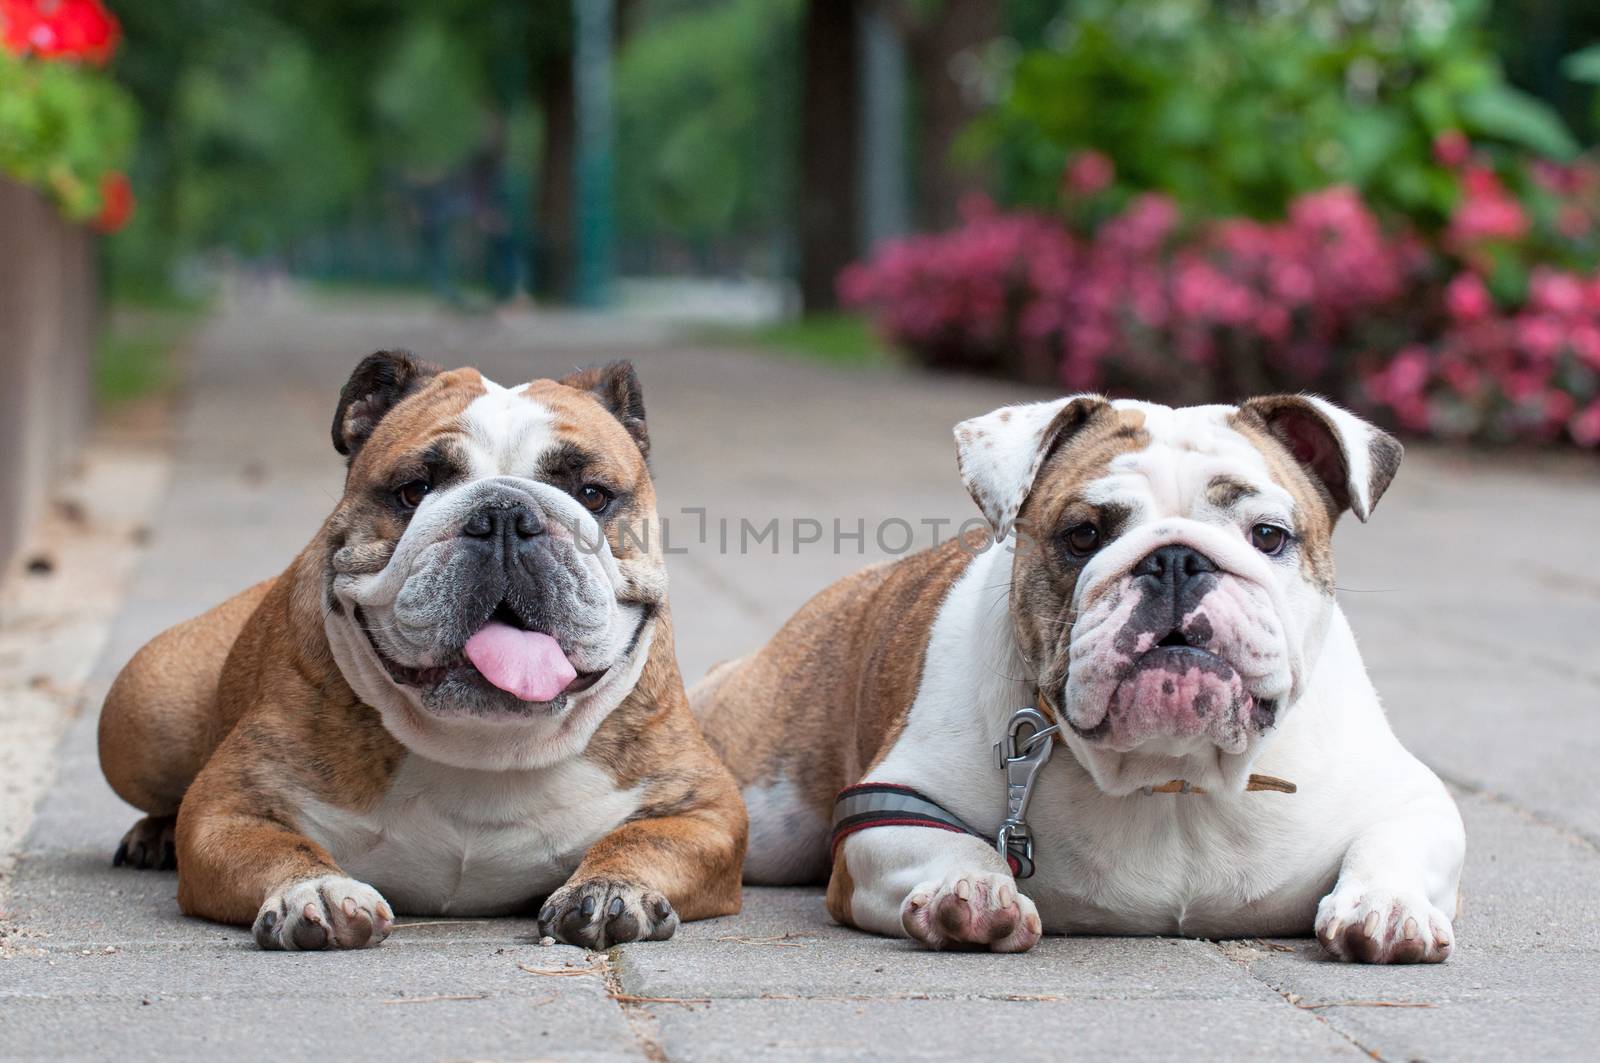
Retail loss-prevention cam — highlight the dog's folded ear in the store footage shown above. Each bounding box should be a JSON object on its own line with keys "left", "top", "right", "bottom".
{"left": 561, "top": 361, "right": 649, "bottom": 459}
{"left": 955, "top": 394, "right": 1109, "bottom": 534}
{"left": 332, "top": 350, "right": 442, "bottom": 460}
{"left": 1238, "top": 394, "right": 1403, "bottom": 522}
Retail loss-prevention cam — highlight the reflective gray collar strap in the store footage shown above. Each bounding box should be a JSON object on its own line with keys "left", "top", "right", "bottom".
{"left": 828, "top": 706, "right": 1058, "bottom": 881}
{"left": 830, "top": 782, "right": 1032, "bottom": 878}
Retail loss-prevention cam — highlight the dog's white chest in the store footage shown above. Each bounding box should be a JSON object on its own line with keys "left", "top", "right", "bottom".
{"left": 297, "top": 756, "right": 642, "bottom": 916}
{"left": 1022, "top": 776, "right": 1340, "bottom": 935}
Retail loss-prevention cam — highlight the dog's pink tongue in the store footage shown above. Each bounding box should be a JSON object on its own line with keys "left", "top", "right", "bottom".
{"left": 462, "top": 622, "right": 577, "bottom": 702}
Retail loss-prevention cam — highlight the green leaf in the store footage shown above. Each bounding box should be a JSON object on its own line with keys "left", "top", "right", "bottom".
{"left": 1457, "top": 86, "right": 1580, "bottom": 160}
{"left": 1562, "top": 44, "right": 1600, "bottom": 85}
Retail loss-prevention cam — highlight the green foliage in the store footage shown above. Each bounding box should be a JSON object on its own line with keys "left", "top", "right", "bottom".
{"left": 170, "top": 29, "right": 368, "bottom": 254}
{"left": 980, "top": 0, "right": 1582, "bottom": 225}
{"left": 0, "top": 49, "right": 136, "bottom": 219}
{"left": 372, "top": 19, "right": 490, "bottom": 180}
{"left": 1565, "top": 43, "right": 1600, "bottom": 134}
{"left": 106, "top": 0, "right": 543, "bottom": 278}
{"left": 1565, "top": 44, "right": 1600, "bottom": 86}
{"left": 615, "top": 0, "right": 800, "bottom": 243}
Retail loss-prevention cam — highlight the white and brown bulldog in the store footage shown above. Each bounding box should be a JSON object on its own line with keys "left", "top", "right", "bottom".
{"left": 99, "top": 353, "right": 745, "bottom": 950}
{"left": 694, "top": 394, "right": 1464, "bottom": 962}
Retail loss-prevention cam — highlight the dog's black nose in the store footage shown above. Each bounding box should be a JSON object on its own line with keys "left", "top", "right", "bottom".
{"left": 1133, "top": 544, "right": 1217, "bottom": 588}
{"left": 463, "top": 503, "right": 545, "bottom": 541}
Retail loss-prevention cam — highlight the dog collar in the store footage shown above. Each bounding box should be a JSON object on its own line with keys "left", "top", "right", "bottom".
{"left": 829, "top": 705, "right": 1296, "bottom": 884}
{"left": 828, "top": 707, "right": 1060, "bottom": 881}
{"left": 1144, "top": 775, "right": 1298, "bottom": 795}
{"left": 830, "top": 782, "right": 1032, "bottom": 876}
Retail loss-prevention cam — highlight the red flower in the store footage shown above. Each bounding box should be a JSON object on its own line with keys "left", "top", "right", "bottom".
{"left": 92, "top": 170, "right": 133, "bottom": 233}
{"left": 0, "top": 0, "right": 120, "bottom": 64}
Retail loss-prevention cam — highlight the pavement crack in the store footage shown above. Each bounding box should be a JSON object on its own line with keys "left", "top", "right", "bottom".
{"left": 1436, "top": 771, "right": 1600, "bottom": 855}
{"left": 1212, "top": 940, "right": 1390, "bottom": 1061}
{"left": 600, "top": 948, "right": 675, "bottom": 1063}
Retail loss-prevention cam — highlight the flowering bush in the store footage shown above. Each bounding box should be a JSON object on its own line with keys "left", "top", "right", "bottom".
{"left": 0, "top": 0, "right": 134, "bottom": 225}
{"left": 980, "top": 0, "right": 1581, "bottom": 226}
{"left": 842, "top": 148, "right": 1600, "bottom": 447}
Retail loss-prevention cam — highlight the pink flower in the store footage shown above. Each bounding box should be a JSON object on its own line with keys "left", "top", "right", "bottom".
{"left": 1449, "top": 168, "right": 1530, "bottom": 246}
{"left": 1544, "top": 388, "right": 1578, "bottom": 427}
{"left": 1432, "top": 130, "right": 1472, "bottom": 169}
{"left": 1570, "top": 324, "right": 1600, "bottom": 370}
{"left": 1063, "top": 151, "right": 1115, "bottom": 199}
{"left": 1531, "top": 160, "right": 1573, "bottom": 194}
{"left": 1387, "top": 346, "right": 1432, "bottom": 397}
{"left": 1445, "top": 273, "right": 1492, "bottom": 322}
{"left": 1514, "top": 314, "right": 1565, "bottom": 362}
{"left": 1570, "top": 400, "right": 1600, "bottom": 447}
{"left": 1530, "top": 268, "right": 1586, "bottom": 316}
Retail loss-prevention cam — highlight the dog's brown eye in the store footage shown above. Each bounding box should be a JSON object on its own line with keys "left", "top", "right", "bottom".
{"left": 396, "top": 480, "right": 430, "bottom": 509}
{"left": 1251, "top": 523, "right": 1289, "bottom": 555}
{"left": 576, "top": 484, "right": 611, "bottom": 513}
{"left": 1063, "top": 523, "right": 1100, "bottom": 557}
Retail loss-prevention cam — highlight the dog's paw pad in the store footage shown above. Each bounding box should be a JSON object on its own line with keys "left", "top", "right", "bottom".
{"left": 538, "top": 878, "right": 677, "bottom": 949}
{"left": 1315, "top": 885, "right": 1453, "bottom": 964}
{"left": 900, "top": 871, "right": 1041, "bottom": 953}
{"left": 253, "top": 876, "right": 393, "bottom": 951}
{"left": 112, "top": 815, "right": 177, "bottom": 871}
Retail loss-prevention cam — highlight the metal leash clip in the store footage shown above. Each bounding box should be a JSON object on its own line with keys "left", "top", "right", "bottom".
{"left": 992, "top": 706, "right": 1058, "bottom": 879}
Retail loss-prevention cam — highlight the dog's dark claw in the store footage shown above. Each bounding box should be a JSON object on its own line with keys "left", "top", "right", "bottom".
{"left": 112, "top": 815, "right": 178, "bottom": 873}
{"left": 538, "top": 879, "right": 679, "bottom": 949}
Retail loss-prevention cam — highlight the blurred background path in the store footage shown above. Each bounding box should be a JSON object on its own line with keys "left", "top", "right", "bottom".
{"left": 2, "top": 292, "right": 1598, "bottom": 1061}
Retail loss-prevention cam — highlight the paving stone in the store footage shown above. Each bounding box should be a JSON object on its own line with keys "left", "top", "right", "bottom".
{"left": 619, "top": 917, "right": 1279, "bottom": 1003}
{"left": 648, "top": 998, "right": 1365, "bottom": 1063}
{"left": 0, "top": 995, "right": 643, "bottom": 1063}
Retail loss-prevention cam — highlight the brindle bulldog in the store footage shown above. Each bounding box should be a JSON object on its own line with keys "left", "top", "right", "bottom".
{"left": 99, "top": 353, "right": 745, "bottom": 950}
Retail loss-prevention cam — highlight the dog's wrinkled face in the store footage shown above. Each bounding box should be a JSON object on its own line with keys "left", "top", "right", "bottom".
{"left": 319, "top": 352, "right": 664, "bottom": 769}
{"left": 957, "top": 394, "right": 1401, "bottom": 795}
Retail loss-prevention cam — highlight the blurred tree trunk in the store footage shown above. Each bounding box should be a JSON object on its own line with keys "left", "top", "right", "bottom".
{"left": 797, "top": 0, "right": 861, "bottom": 313}
{"left": 535, "top": 58, "right": 577, "bottom": 300}
{"left": 531, "top": 0, "right": 640, "bottom": 303}
{"left": 903, "top": 0, "right": 996, "bottom": 229}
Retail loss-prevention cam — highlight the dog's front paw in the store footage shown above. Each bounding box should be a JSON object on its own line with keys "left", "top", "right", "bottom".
{"left": 900, "top": 871, "right": 1041, "bottom": 953}
{"left": 538, "top": 877, "right": 678, "bottom": 949}
{"left": 252, "top": 875, "right": 394, "bottom": 951}
{"left": 113, "top": 815, "right": 177, "bottom": 871}
{"left": 1315, "top": 883, "right": 1453, "bottom": 964}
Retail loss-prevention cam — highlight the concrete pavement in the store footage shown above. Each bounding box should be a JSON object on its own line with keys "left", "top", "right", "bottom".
{"left": 2, "top": 292, "right": 1598, "bottom": 1061}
